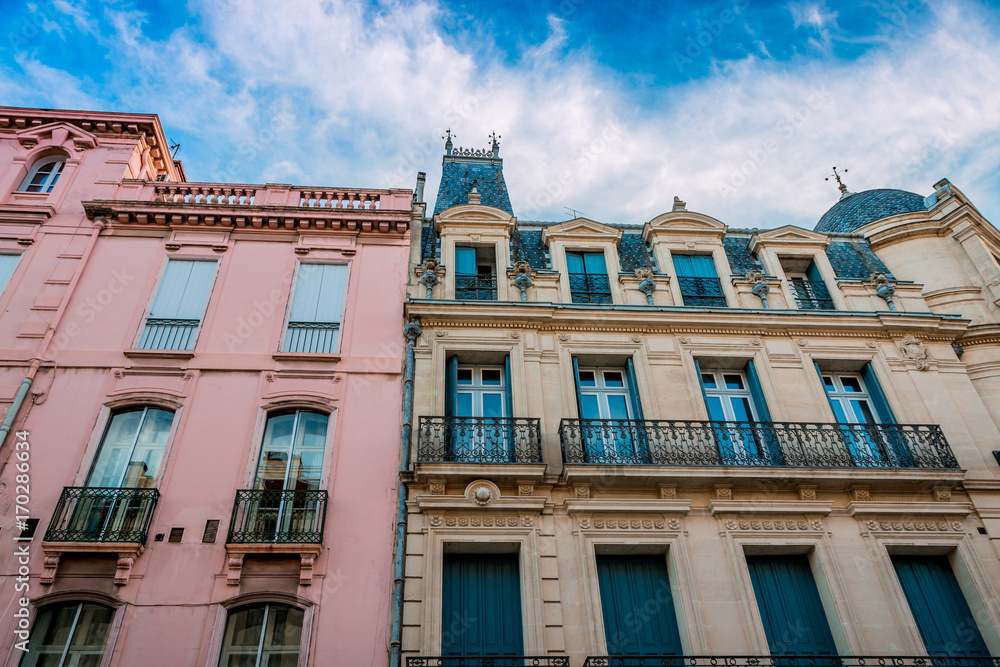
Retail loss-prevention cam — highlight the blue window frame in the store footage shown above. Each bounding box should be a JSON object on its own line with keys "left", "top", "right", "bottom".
{"left": 455, "top": 246, "right": 497, "bottom": 300}
{"left": 597, "top": 555, "right": 683, "bottom": 656}
{"left": 283, "top": 263, "right": 349, "bottom": 353}
{"left": 673, "top": 254, "right": 727, "bottom": 307}
{"left": 695, "top": 360, "right": 782, "bottom": 464}
{"left": 572, "top": 359, "right": 647, "bottom": 463}
{"left": 138, "top": 259, "right": 217, "bottom": 350}
{"left": 567, "top": 251, "right": 612, "bottom": 304}
{"left": 442, "top": 553, "right": 524, "bottom": 656}
{"left": 892, "top": 555, "right": 990, "bottom": 657}
{"left": 746, "top": 555, "right": 838, "bottom": 656}
{"left": 445, "top": 355, "right": 516, "bottom": 462}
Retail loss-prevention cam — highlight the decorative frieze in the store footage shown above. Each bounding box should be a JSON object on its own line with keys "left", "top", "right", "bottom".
{"left": 427, "top": 514, "right": 529, "bottom": 528}
{"left": 723, "top": 518, "right": 825, "bottom": 532}
{"left": 859, "top": 519, "right": 963, "bottom": 533}
{"left": 576, "top": 516, "right": 683, "bottom": 531}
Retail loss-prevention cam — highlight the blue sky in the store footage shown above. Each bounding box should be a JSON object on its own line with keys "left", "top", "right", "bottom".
{"left": 2, "top": 0, "right": 999, "bottom": 228}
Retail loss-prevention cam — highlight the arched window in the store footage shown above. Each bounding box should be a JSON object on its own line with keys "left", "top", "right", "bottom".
{"left": 219, "top": 603, "right": 304, "bottom": 667}
{"left": 87, "top": 406, "right": 175, "bottom": 488}
{"left": 19, "top": 602, "right": 114, "bottom": 666}
{"left": 19, "top": 156, "right": 66, "bottom": 193}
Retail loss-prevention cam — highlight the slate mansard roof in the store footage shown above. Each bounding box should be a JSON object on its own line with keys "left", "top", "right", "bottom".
{"left": 432, "top": 156, "right": 513, "bottom": 217}
{"left": 815, "top": 188, "right": 930, "bottom": 234}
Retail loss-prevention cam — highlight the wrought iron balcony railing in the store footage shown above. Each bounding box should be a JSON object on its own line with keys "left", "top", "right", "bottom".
{"left": 456, "top": 273, "right": 498, "bottom": 300}
{"left": 283, "top": 321, "right": 340, "bottom": 353}
{"left": 417, "top": 416, "right": 543, "bottom": 464}
{"left": 44, "top": 487, "right": 159, "bottom": 544}
{"left": 227, "top": 489, "right": 328, "bottom": 544}
{"left": 407, "top": 658, "right": 569, "bottom": 667}
{"left": 559, "top": 419, "right": 959, "bottom": 469}
{"left": 137, "top": 317, "right": 201, "bottom": 350}
{"left": 678, "top": 276, "right": 727, "bottom": 307}
{"left": 790, "top": 278, "right": 835, "bottom": 310}
{"left": 582, "top": 658, "right": 1000, "bottom": 667}
{"left": 569, "top": 273, "right": 613, "bottom": 304}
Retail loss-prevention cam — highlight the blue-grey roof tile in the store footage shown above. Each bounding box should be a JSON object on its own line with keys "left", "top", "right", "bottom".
{"left": 433, "top": 159, "right": 513, "bottom": 217}
{"left": 815, "top": 189, "right": 927, "bottom": 234}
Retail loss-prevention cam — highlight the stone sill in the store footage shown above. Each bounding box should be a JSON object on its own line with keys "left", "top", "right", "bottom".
{"left": 271, "top": 352, "right": 341, "bottom": 363}
{"left": 123, "top": 348, "right": 195, "bottom": 360}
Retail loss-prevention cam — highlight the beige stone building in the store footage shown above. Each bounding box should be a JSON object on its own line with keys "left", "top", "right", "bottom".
{"left": 393, "top": 136, "right": 1000, "bottom": 665}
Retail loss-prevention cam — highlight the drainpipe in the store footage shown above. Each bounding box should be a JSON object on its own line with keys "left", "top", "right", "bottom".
{"left": 389, "top": 319, "right": 422, "bottom": 667}
{"left": 0, "top": 217, "right": 106, "bottom": 469}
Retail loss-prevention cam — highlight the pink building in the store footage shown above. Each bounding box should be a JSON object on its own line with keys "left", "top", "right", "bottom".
{"left": 0, "top": 106, "right": 416, "bottom": 666}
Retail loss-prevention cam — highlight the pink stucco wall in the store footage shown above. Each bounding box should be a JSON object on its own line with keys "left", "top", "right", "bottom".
{"left": 0, "top": 107, "right": 411, "bottom": 666}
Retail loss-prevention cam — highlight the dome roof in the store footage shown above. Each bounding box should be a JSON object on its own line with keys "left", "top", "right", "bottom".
{"left": 814, "top": 188, "right": 927, "bottom": 234}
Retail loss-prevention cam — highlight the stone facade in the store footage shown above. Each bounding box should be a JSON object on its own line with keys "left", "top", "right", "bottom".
{"left": 399, "top": 141, "right": 1000, "bottom": 662}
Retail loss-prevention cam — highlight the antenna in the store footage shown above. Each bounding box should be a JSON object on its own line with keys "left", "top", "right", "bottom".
{"left": 564, "top": 206, "right": 584, "bottom": 219}
{"left": 825, "top": 166, "right": 849, "bottom": 197}
{"left": 168, "top": 138, "right": 181, "bottom": 159}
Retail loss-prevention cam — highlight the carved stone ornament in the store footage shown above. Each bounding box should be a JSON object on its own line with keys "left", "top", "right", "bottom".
{"left": 429, "top": 515, "right": 443, "bottom": 527}
{"left": 472, "top": 486, "right": 493, "bottom": 505}
{"left": 714, "top": 485, "right": 733, "bottom": 501}
{"left": 899, "top": 334, "right": 929, "bottom": 370}
{"left": 860, "top": 518, "right": 961, "bottom": 533}
{"left": 429, "top": 481, "right": 446, "bottom": 495}
{"left": 634, "top": 267, "right": 654, "bottom": 280}
{"left": 871, "top": 272, "right": 889, "bottom": 286}
{"left": 513, "top": 260, "right": 532, "bottom": 274}
{"left": 518, "top": 484, "right": 534, "bottom": 496}
{"left": 586, "top": 517, "right": 670, "bottom": 531}
{"left": 746, "top": 269, "right": 765, "bottom": 283}
{"left": 575, "top": 486, "right": 591, "bottom": 499}
{"left": 724, "top": 518, "right": 821, "bottom": 531}
{"left": 558, "top": 333, "right": 570, "bottom": 342}
{"left": 420, "top": 258, "right": 440, "bottom": 272}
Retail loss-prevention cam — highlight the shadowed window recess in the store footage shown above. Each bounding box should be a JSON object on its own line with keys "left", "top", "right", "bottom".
{"left": 442, "top": 553, "right": 524, "bottom": 657}
{"left": 138, "top": 259, "right": 218, "bottom": 351}
{"left": 781, "top": 257, "right": 834, "bottom": 310}
{"left": 283, "top": 263, "right": 348, "bottom": 354}
{"left": 567, "top": 250, "right": 612, "bottom": 304}
{"left": 455, "top": 245, "right": 497, "bottom": 300}
{"left": 597, "top": 555, "right": 683, "bottom": 656}
{"left": 673, "top": 254, "right": 727, "bottom": 307}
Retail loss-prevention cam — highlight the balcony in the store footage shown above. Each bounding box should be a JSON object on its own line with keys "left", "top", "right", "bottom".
{"left": 455, "top": 273, "right": 498, "bottom": 300}
{"left": 582, "top": 658, "right": 999, "bottom": 667}
{"left": 41, "top": 487, "right": 159, "bottom": 585}
{"left": 407, "top": 659, "right": 569, "bottom": 666}
{"left": 790, "top": 278, "right": 835, "bottom": 310}
{"left": 225, "top": 489, "right": 328, "bottom": 586}
{"left": 569, "top": 273, "right": 613, "bottom": 304}
{"left": 417, "top": 417, "right": 542, "bottom": 464}
{"left": 560, "top": 419, "right": 959, "bottom": 469}
{"left": 227, "top": 489, "right": 327, "bottom": 544}
{"left": 678, "top": 276, "right": 727, "bottom": 307}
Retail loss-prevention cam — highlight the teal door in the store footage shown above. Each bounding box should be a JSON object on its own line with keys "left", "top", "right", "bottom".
{"left": 442, "top": 554, "right": 524, "bottom": 656}
{"left": 746, "top": 555, "right": 838, "bottom": 656}
{"left": 597, "top": 555, "right": 683, "bottom": 656}
{"left": 892, "top": 555, "right": 990, "bottom": 657}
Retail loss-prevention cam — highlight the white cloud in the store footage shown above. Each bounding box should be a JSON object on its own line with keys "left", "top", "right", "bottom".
{"left": 7, "top": 0, "right": 1000, "bottom": 230}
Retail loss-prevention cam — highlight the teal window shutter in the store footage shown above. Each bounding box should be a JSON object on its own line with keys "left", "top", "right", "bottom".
{"left": 571, "top": 357, "right": 586, "bottom": 418}
{"left": 814, "top": 362, "right": 842, "bottom": 422}
{"left": 744, "top": 360, "right": 772, "bottom": 422}
{"left": 0, "top": 254, "right": 21, "bottom": 295}
{"left": 597, "top": 555, "right": 683, "bottom": 655}
{"left": 806, "top": 260, "right": 824, "bottom": 282}
{"left": 566, "top": 251, "right": 585, "bottom": 274}
{"left": 584, "top": 251, "right": 607, "bottom": 274}
{"left": 442, "top": 554, "right": 524, "bottom": 656}
{"left": 693, "top": 358, "right": 711, "bottom": 416}
{"left": 284, "top": 263, "right": 348, "bottom": 353}
{"left": 861, "top": 363, "right": 896, "bottom": 424}
{"left": 445, "top": 355, "right": 458, "bottom": 417}
{"left": 503, "top": 355, "right": 514, "bottom": 460}
{"left": 139, "top": 259, "right": 217, "bottom": 350}
{"left": 455, "top": 246, "right": 476, "bottom": 275}
{"left": 624, "top": 357, "right": 645, "bottom": 420}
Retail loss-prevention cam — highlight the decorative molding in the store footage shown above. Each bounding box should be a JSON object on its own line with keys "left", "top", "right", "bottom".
{"left": 518, "top": 483, "right": 534, "bottom": 496}
{"left": 899, "top": 333, "right": 929, "bottom": 370}
{"left": 847, "top": 501, "right": 972, "bottom": 518}
{"left": 576, "top": 517, "right": 684, "bottom": 531}
{"left": 850, "top": 487, "right": 871, "bottom": 502}
{"left": 723, "top": 518, "right": 825, "bottom": 532}
{"left": 714, "top": 485, "right": 733, "bottom": 501}
{"left": 797, "top": 485, "right": 817, "bottom": 501}
{"left": 858, "top": 518, "right": 964, "bottom": 533}
{"left": 574, "top": 485, "right": 591, "bottom": 499}
{"left": 659, "top": 484, "right": 677, "bottom": 500}
{"left": 709, "top": 500, "right": 833, "bottom": 516}
{"left": 428, "top": 481, "right": 446, "bottom": 496}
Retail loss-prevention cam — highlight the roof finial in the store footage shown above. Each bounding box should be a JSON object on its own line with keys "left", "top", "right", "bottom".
{"left": 489, "top": 131, "right": 501, "bottom": 158}
{"left": 826, "top": 166, "right": 851, "bottom": 200}
{"left": 443, "top": 128, "right": 455, "bottom": 156}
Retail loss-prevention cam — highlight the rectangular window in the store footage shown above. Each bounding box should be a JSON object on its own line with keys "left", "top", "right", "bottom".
{"left": 137, "top": 259, "right": 217, "bottom": 350}
{"left": 0, "top": 254, "right": 21, "bottom": 296}
{"left": 782, "top": 257, "right": 834, "bottom": 310}
{"left": 442, "top": 554, "right": 523, "bottom": 657}
{"left": 444, "top": 357, "right": 517, "bottom": 462}
{"left": 673, "top": 254, "right": 726, "bottom": 307}
{"left": 597, "top": 555, "right": 682, "bottom": 655}
{"left": 572, "top": 360, "right": 646, "bottom": 463}
{"left": 455, "top": 245, "right": 497, "bottom": 300}
{"left": 283, "top": 263, "right": 348, "bottom": 353}
{"left": 817, "top": 363, "right": 906, "bottom": 466}
{"left": 696, "top": 361, "right": 781, "bottom": 465}
{"left": 746, "top": 555, "right": 838, "bottom": 656}
{"left": 567, "top": 250, "right": 612, "bottom": 304}
{"left": 892, "top": 555, "right": 990, "bottom": 657}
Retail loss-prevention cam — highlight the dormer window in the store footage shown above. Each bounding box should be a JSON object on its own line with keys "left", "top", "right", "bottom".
{"left": 567, "top": 251, "right": 611, "bottom": 304}
{"left": 455, "top": 246, "right": 497, "bottom": 300}
{"left": 781, "top": 257, "right": 834, "bottom": 310}
{"left": 672, "top": 254, "right": 726, "bottom": 307}
{"left": 19, "top": 156, "right": 66, "bottom": 193}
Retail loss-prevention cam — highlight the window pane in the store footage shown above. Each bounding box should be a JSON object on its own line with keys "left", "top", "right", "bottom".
{"left": 724, "top": 374, "right": 745, "bottom": 390}
{"left": 65, "top": 604, "right": 114, "bottom": 657}
{"left": 481, "top": 369, "right": 502, "bottom": 386}
{"left": 288, "top": 412, "right": 327, "bottom": 490}
{"left": 730, "top": 397, "right": 753, "bottom": 422}
{"left": 851, "top": 400, "right": 877, "bottom": 425}
{"left": 0, "top": 254, "right": 21, "bottom": 295}
{"left": 88, "top": 408, "right": 174, "bottom": 488}
{"left": 220, "top": 605, "right": 267, "bottom": 667}
{"left": 841, "top": 377, "right": 862, "bottom": 393}
{"left": 121, "top": 408, "right": 173, "bottom": 488}
{"left": 88, "top": 409, "right": 144, "bottom": 487}
{"left": 606, "top": 395, "right": 630, "bottom": 420}
{"left": 21, "top": 603, "right": 113, "bottom": 667}
{"left": 456, "top": 368, "right": 473, "bottom": 385}
{"left": 706, "top": 396, "right": 727, "bottom": 421}
{"left": 580, "top": 394, "right": 601, "bottom": 419}
{"left": 578, "top": 370, "right": 596, "bottom": 387}
{"left": 482, "top": 393, "right": 503, "bottom": 418}
{"left": 256, "top": 414, "right": 296, "bottom": 488}
{"left": 603, "top": 371, "right": 624, "bottom": 387}
{"left": 830, "top": 398, "right": 849, "bottom": 423}
{"left": 456, "top": 393, "right": 473, "bottom": 417}
{"left": 701, "top": 373, "right": 717, "bottom": 389}
{"left": 822, "top": 376, "right": 835, "bottom": 390}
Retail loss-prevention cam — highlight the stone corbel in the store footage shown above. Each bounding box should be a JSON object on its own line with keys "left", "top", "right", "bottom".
{"left": 226, "top": 553, "right": 245, "bottom": 586}
{"left": 299, "top": 553, "right": 316, "bottom": 586}
{"left": 508, "top": 261, "right": 534, "bottom": 302}
{"left": 618, "top": 268, "right": 669, "bottom": 305}
{"left": 114, "top": 553, "right": 137, "bottom": 586}
{"left": 415, "top": 259, "right": 444, "bottom": 298}
{"left": 40, "top": 552, "right": 61, "bottom": 585}
{"left": 870, "top": 272, "right": 897, "bottom": 311}
{"left": 40, "top": 543, "right": 144, "bottom": 586}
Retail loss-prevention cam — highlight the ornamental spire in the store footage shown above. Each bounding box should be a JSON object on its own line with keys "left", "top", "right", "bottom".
{"left": 825, "top": 166, "right": 853, "bottom": 200}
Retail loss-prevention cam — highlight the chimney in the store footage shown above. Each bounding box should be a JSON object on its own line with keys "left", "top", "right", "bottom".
{"left": 415, "top": 172, "right": 426, "bottom": 203}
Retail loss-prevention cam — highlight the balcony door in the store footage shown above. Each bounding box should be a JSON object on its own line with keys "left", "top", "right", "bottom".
{"left": 597, "top": 555, "right": 683, "bottom": 656}
{"left": 442, "top": 553, "right": 524, "bottom": 657}
{"left": 251, "top": 411, "right": 328, "bottom": 541}
{"left": 820, "top": 367, "right": 904, "bottom": 466}
{"left": 70, "top": 407, "right": 174, "bottom": 541}
{"left": 447, "top": 360, "right": 513, "bottom": 462}
{"left": 455, "top": 246, "right": 497, "bottom": 300}
{"left": 696, "top": 361, "right": 780, "bottom": 465}
{"left": 567, "top": 250, "right": 612, "bottom": 303}
{"left": 574, "top": 361, "right": 646, "bottom": 462}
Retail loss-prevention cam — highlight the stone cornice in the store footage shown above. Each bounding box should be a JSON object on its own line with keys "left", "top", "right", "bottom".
{"left": 405, "top": 300, "right": 969, "bottom": 338}
{"left": 83, "top": 199, "right": 410, "bottom": 235}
